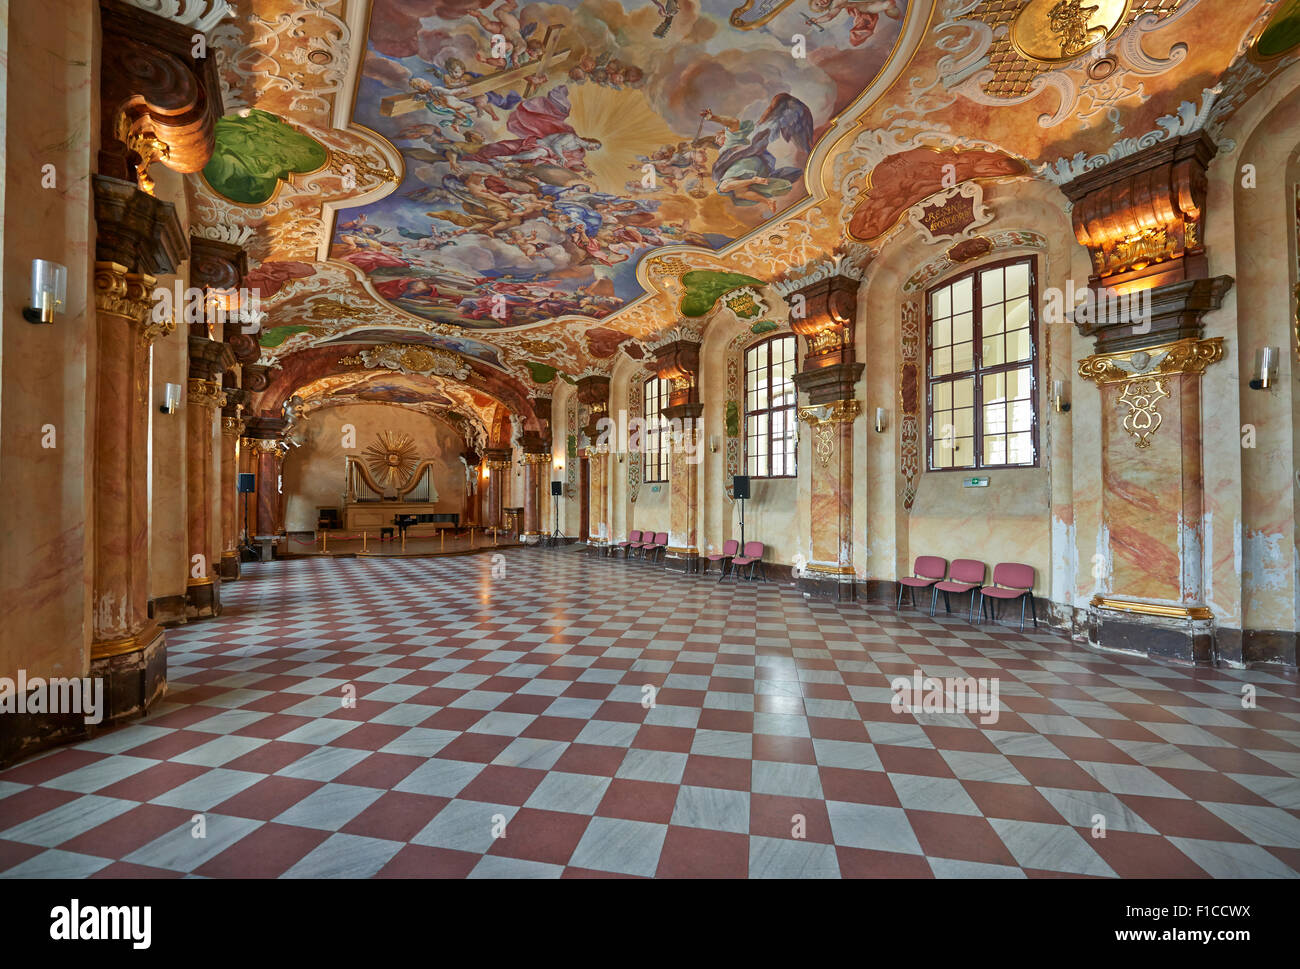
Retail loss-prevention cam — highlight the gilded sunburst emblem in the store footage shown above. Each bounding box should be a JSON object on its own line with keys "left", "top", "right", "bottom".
{"left": 363, "top": 430, "right": 419, "bottom": 488}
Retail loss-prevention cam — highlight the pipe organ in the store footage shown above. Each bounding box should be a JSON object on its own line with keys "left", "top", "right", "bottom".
{"left": 341, "top": 455, "right": 448, "bottom": 532}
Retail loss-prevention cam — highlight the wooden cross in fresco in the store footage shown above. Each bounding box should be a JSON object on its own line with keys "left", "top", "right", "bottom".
{"left": 379, "top": 25, "right": 573, "bottom": 117}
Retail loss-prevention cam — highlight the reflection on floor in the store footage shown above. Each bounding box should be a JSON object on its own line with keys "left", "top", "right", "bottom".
{"left": 1, "top": 549, "right": 1298, "bottom": 878}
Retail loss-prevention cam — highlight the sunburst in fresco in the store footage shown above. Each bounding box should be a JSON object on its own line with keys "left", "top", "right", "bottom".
{"left": 363, "top": 430, "right": 419, "bottom": 488}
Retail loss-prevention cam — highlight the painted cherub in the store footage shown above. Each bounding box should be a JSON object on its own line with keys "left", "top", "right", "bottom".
{"left": 805, "top": 0, "right": 900, "bottom": 47}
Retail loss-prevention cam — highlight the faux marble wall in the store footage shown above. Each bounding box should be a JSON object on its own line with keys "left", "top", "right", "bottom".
{"left": 1214, "top": 68, "right": 1300, "bottom": 636}
{"left": 148, "top": 167, "right": 191, "bottom": 604}
{"left": 0, "top": 0, "right": 96, "bottom": 680}
{"left": 855, "top": 181, "right": 1079, "bottom": 607}
{"left": 281, "top": 404, "right": 468, "bottom": 532}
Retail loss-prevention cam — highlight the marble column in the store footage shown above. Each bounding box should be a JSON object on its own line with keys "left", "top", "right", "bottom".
{"left": 666, "top": 431, "right": 702, "bottom": 572}
{"left": 219, "top": 386, "right": 248, "bottom": 580}
{"left": 521, "top": 451, "right": 549, "bottom": 541}
{"left": 91, "top": 263, "right": 167, "bottom": 654}
{"left": 586, "top": 446, "right": 610, "bottom": 546}
{"left": 796, "top": 399, "right": 861, "bottom": 598}
{"left": 88, "top": 174, "right": 187, "bottom": 723}
{"left": 483, "top": 448, "right": 511, "bottom": 529}
{"left": 186, "top": 336, "right": 233, "bottom": 618}
{"left": 577, "top": 375, "right": 611, "bottom": 547}
{"left": 256, "top": 444, "right": 286, "bottom": 537}
{"left": 243, "top": 416, "right": 287, "bottom": 542}
{"left": 654, "top": 336, "right": 704, "bottom": 572}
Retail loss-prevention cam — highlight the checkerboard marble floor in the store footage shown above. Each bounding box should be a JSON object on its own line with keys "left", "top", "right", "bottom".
{"left": 3, "top": 548, "right": 1299, "bottom": 878}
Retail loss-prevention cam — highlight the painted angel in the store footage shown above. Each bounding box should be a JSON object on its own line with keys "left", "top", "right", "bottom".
{"left": 805, "top": 0, "right": 900, "bottom": 47}
{"left": 700, "top": 93, "right": 814, "bottom": 214}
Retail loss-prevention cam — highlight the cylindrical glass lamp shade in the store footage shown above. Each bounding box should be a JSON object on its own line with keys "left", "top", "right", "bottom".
{"left": 31, "top": 259, "right": 68, "bottom": 323}
{"left": 1256, "top": 347, "right": 1279, "bottom": 389}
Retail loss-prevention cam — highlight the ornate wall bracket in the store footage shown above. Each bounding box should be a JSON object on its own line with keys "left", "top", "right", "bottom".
{"left": 576, "top": 374, "right": 611, "bottom": 440}
{"left": 99, "top": 0, "right": 223, "bottom": 191}
{"left": 1061, "top": 131, "right": 1217, "bottom": 291}
{"left": 93, "top": 175, "right": 187, "bottom": 275}
{"left": 653, "top": 336, "right": 703, "bottom": 419}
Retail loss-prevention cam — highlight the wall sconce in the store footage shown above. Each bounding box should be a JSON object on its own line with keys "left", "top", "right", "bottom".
{"left": 23, "top": 259, "right": 68, "bottom": 324}
{"left": 160, "top": 382, "right": 183, "bottom": 415}
{"left": 1249, "top": 347, "right": 1280, "bottom": 390}
{"left": 1053, "top": 379, "right": 1072, "bottom": 413}
{"left": 709, "top": 436, "right": 719, "bottom": 453}
{"left": 873, "top": 407, "right": 888, "bottom": 433}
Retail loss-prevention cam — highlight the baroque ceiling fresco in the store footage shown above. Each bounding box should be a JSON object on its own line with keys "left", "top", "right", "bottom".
{"left": 174, "top": 0, "right": 1300, "bottom": 422}
{"left": 331, "top": 0, "right": 906, "bottom": 329}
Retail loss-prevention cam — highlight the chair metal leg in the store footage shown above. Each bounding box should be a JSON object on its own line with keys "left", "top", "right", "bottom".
{"left": 929, "top": 586, "right": 938, "bottom": 617}
{"left": 1029, "top": 593, "right": 1038, "bottom": 628}
{"left": 897, "top": 583, "right": 905, "bottom": 610}
{"left": 1020, "top": 595, "right": 1027, "bottom": 631}
{"left": 969, "top": 592, "right": 980, "bottom": 625}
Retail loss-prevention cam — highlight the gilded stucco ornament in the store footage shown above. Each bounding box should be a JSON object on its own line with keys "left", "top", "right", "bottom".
{"left": 188, "top": 378, "right": 228, "bottom": 409}
{"left": 1077, "top": 336, "right": 1223, "bottom": 448}
{"left": 340, "top": 344, "right": 472, "bottom": 381}
{"left": 797, "top": 399, "right": 861, "bottom": 468}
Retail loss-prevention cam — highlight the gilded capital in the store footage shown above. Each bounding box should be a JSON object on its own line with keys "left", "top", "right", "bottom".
{"left": 95, "top": 261, "right": 159, "bottom": 330}
{"left": 796, "top": 398, "right": 862, "bottom": 427}
{"left": 1078, "top": 337, "right": 1224, "bottom": 386}
{"left": 188, "top": 377, "right": 227, "bottom": 410}
{"left": 221, "top": 416, "right": 246, "bottom": 438}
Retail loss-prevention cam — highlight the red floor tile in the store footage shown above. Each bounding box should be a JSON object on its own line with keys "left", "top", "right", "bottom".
{"left": 487, "top": 807, "right": 590, "bottom": 865}
{"left": 656, "top": 826, "right": 748, "bottom": 877}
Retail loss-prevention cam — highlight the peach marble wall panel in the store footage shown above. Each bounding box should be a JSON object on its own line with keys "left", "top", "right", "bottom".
{"left": 0, "top": 0, "right": 96, "bottom": 679}
{"left": 1102, "top": 381, "right": 1184, "bottom": 603}
{"left": 809, "top": 421, "right": 854, "bottom": 568}
{"left": 1218, "top": 68, "right": 1300, "bottom": 633}
{"left": 909, "top": 470, "right": 1052, "bottom": 595}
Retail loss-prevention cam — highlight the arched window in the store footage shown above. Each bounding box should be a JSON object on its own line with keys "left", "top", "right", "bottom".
{"left": 926, "top": 256, "right": 1039, "bottom": 470}
{"left": 744, "top": 334, "right": 797, "bottom": 478}
{"left": 644, "top": 375, "right": 669, "bottom": 483}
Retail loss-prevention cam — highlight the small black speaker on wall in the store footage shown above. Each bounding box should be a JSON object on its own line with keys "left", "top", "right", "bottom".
{"left": 237, "top": 473, "right": 256, "bottom": 494}
{"left": 733, "top": 475, "right": 751, "bottom": 500}
{"left": 551, "top": 481, "right": 563, "bottom": 496}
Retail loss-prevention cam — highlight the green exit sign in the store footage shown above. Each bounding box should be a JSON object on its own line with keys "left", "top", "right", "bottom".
{"left": 963, "top": 476, "right": 990, "bottom": 488}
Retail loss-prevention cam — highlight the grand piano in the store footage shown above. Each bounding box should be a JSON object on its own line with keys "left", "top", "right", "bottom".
{"left": 393, "top": 512, "right": 459, "bottom": 540}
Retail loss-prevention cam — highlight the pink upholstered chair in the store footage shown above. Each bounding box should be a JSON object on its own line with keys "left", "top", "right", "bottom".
{"left": 730, "top": 541, "right": 766, "bottom": 581}
{"left": 977, "top": 563, "right": 1037, "bottom": 630}
{"left": 615, "top": 530, "right": 642, "bottom": 560}
{"left": 702, "top": 539, "right": 740, "bottom": 580}
{"left": 632, "top": 531, "right": 656, "bottom": 560}
{"left": 640, "top": 532, "right": 668, "bottom": 565}
{"left": 933, "top": 559, "right": 987, "bottom": 623}
{"left": 897, "top": 556, "right": 948, "bottom": 613}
